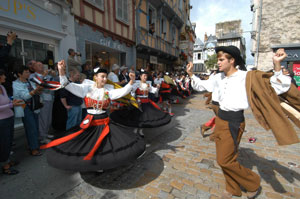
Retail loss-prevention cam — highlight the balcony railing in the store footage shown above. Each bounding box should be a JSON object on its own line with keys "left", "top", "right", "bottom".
{"left": 137, "top": 27, "right": 179, "bottom": 57}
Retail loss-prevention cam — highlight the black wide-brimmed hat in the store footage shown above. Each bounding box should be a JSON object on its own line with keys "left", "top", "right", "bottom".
{"left": 215, "top": 45, "right": 246, "bottom": 71}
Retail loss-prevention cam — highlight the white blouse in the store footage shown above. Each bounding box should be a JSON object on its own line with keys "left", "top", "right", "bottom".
{"left": 154, "top": 78, "right": 164, "bottom": 85}
{"left": 131, "top": 82, "right": 159, "bottom": 97}
{"left": 60, "top": 76, "right": 133, "bottom": 114}
{"left": 191, "top": 70, "right": 291, "bottom": 112}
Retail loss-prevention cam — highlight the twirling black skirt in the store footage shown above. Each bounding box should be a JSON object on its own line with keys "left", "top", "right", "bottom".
{"left": 160, "top": 92, "right": 171, "bottom": 101}
{"left": 110, "top": 101, "right": 171, "bottom": 128}
{"left": 44, "top": 113, "right": 145, "bottom": 172}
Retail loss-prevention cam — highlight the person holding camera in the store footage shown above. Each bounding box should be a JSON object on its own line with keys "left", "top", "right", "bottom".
{"left": 0, "top": 31, "right": 18, "bottom": 97}
{"left": 0, "top": 31, "right": 17, "bottom": 70}
{"left": 67, "top": 48, "right": 82, "bottom": 73}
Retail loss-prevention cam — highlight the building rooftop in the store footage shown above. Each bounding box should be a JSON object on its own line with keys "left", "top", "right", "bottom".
{"left": 217, "top": 32, "right": 242, "bottom": 40}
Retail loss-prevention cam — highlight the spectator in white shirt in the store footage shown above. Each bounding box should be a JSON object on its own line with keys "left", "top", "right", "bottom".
{"left": 108, "top": 64, "right": 125, "bottom": 85}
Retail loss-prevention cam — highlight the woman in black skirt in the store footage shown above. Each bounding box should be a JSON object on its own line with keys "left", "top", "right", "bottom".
{"left": 40, "top": 60, "right": 145, "bottom": 172}
{"left": 110, "top": 69, "right": 172, "bottom": 128}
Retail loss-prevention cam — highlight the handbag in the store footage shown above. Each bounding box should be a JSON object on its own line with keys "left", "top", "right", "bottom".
{"left": 28, "top": 81, "right": 43, "bottom": 111}
{"left": 30, "top": 94, "right": 43, "bottom": 111}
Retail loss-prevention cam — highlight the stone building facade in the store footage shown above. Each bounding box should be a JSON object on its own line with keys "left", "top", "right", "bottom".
{"left": 215, "top": 20, "right": 246, "bottom": 61}
{"left": 251, "top": 0, "right": 300, "bottom": 71}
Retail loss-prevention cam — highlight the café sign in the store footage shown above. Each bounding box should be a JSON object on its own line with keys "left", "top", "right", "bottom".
{"left": 284, "top": 49, "right": 300, "bottom": 61}
{"left": 99, "top": 38, "right": 125, "bottom": 52}
{"left": 150, "top": 55, "right": 157, "bottom": 64}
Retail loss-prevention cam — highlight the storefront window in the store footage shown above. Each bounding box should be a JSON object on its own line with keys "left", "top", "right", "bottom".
{"left": 85, "top": 41, "right": 122, "bottom": 71}
{"left": 0, "top": 35, "right": 54, "bottom": 68}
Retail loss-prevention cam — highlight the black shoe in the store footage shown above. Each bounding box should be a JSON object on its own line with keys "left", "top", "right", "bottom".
{"left": 30, "top": 150, "right": 43, "bottom": 156}
{"left": 247, "top": 186, "right": 262, "bottom": 199}
{"left": 8, "top": 160, "right": 20, "bottom": 167}
{"left": 2, "top": 167, "right": 19, "bottom": 175}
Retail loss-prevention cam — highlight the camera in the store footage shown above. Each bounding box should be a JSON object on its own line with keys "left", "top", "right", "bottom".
{"left": 7, "top": 31, "right": 18, "bottom": 38}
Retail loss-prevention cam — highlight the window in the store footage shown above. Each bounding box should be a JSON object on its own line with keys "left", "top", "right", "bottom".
{"left": 172, "top": 26, "right": 176, "bottom": 45}
{"left": 148, "top": 6, "right": 156, "bottom": 34}
{"left": 161, "top": 17, "right": 167, "bottom": 38}
{"left": 198, "top": 53, "right": 201, "bottom": 60}
{"left": 0, "top": 35, "right": 52, "bottom": 66}
{"left": 116, "top": 0, "right": 128, "bottom": 23}
{"left": 178, "top": 0, "right": 183, "bottom": 12}
{"left": 86, "top": 0, "right": 104, "bottom": 10}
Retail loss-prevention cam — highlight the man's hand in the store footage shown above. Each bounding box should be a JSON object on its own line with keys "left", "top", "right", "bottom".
{"left": 12, "top": 99, "right": 24, "bottom": 106}
{"left": 273, "top": 48, "right": 287, "bottom": 71}
{"left": 186, "top": 62, "right": 194, "bottom": 77}
{"left": 42, "top": 69, "right": 49, "bottom": 77}
{"left": 65, "top": 105, "right": 72, "bottom": 110}
{"left": 49, "top": 69, "right": 57, "bottom": 77}
{"left": 35, "top": 85, "right": 44, "bottom": 94}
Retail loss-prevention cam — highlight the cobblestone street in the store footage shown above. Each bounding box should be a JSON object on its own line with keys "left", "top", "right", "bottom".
{"left": 1, "top": 93, "right": 300, "bottom": 199}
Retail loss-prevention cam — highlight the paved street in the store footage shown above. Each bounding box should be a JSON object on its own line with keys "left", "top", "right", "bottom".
{"left": 1, "top": 93, "right": 300, "bottom": 199}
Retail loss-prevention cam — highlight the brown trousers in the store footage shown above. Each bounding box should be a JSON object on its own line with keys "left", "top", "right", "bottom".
{"left": 201, "top": 104, "right": 219, "bottom": 139}
{"left": 214, "top": 116, "right": 260, "bottom": 196}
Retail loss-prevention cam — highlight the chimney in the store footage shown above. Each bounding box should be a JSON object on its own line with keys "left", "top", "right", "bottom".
{"left": 204, "top": 32, "right": 208, "bottom": 42}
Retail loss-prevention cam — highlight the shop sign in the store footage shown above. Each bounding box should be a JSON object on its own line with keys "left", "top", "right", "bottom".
{"left": 0, "top": 0, "right": 36, "bottom": 20}
{"left": 287, "top": 53, "right": 299, "bottom": 59}
{"left": 0, "top": 0, "right": 62, "bottom": 31}
{"left": 293, "top": 63, "right": 300, "bottom": 76}
{"left": 150, "top": 55, "right": 157, "bottom": 64}
{"left": 285, "top": 49, "right": 300, "bottom": 61}
{"left": 99, "top": 38, "right": 125, "bottom": 52}
{"left": 293, "top": 76, "right": 300, "bottom": 86}
{"left": 293, "top": 63, "right": 300, "bottom": 88}
{"left": 179, "top": 41, "right": 188, "bottom": 50}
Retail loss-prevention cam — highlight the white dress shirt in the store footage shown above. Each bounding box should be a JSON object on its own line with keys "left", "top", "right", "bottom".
{"left": 191, "top": 70, "right": 291, "bottom": 112}
{"left": 108, "top": 72, "right": 119, "bottom": 83}
{"left": 154, "top": 78, "right": 164, "bottom": 85}
{"left": 208, "top": 73, "right": 219, "bottom": 102}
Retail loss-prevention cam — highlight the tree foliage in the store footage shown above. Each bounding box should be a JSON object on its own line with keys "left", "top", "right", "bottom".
{"left": 205, "top": 54, "right": 217, "bottom": 70}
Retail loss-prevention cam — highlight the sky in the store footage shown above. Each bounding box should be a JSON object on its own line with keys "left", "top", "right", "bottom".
{"left": 190, "top": 0, "right": 254, "bottom": 65}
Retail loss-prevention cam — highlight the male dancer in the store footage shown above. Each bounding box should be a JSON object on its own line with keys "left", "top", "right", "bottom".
{"left": 186, "top": 46, "right": 291, "bottom": 199}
